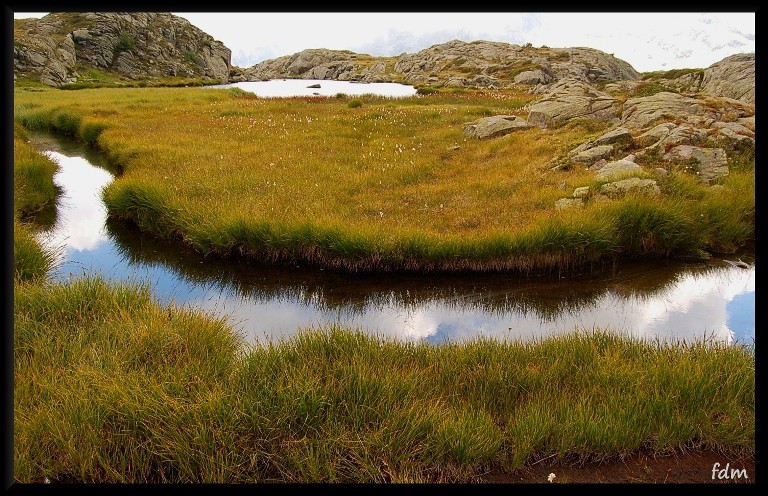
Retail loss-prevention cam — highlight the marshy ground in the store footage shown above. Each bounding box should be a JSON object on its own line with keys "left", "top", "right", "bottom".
{"left": 12, "top": 85, "right": 755, "bottom": 484}
{"left": 14, "top": 85, "right": 754, "bottom": 274}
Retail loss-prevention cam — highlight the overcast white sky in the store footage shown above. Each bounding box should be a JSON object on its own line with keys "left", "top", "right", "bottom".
{"left": 13, "top": 12, "right": 755, "bottom": 73}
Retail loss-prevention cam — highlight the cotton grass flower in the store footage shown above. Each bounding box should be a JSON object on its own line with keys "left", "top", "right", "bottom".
{"left": 547, "top": 473, "right": 556, "bottom": 483}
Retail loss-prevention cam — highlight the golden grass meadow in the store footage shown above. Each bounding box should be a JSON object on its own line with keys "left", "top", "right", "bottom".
{"left": 14, "top": 85, "right": 754, "bottom": 273}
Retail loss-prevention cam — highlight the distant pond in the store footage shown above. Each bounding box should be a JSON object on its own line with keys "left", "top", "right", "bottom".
{"left": 208, "top": 79, "right": 418, "bottom": 98}
{"left": 30, "top": 130, "right": 755, "bottom": 347}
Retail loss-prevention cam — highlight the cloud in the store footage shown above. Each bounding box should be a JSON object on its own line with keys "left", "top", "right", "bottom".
{"left": 37, "top": 151, "right": 113, "bottom": 257}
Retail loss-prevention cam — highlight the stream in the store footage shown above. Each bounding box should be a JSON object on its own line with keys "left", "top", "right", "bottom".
{"left": 30, "top": 130, "right": 755, "bottom": 346}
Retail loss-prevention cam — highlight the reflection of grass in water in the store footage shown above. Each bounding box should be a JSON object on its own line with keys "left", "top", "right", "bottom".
{"left": 105, "top": 217, "right": 751, "bottom": 324}
{"left": 104, "top": 217, "right": 613, "bottom": 319}
{"left": 608, "top": 261, "right": 754, "bottom": 306}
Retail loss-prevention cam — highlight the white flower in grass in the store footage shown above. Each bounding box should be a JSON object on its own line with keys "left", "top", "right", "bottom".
{"left": 547, "top": 473, "right": 556, "bottom": 483}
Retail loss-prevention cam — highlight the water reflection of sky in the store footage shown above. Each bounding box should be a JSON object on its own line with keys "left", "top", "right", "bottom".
{"left": 37, "top": 151, "right": 113, "bottom": 256}
{"left": 35, "top": 145, "right": 756, "bottom": 347}
{"left": 210, "top": 79, "right": 417, "bottom": 98}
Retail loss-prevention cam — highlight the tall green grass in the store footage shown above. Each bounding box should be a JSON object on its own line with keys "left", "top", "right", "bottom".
{"left": 14, "top": 282, "right": 755, "bottom": 483}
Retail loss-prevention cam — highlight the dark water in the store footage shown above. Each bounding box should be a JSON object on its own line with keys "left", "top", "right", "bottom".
{"left": 30, "top": 131, "right": 755, "bottom": 346}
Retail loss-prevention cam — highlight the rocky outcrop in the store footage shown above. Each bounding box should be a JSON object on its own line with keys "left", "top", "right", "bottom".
{"left": 14, "top": 12, "right": 231, "bottom": 86}
{"left": 622, "top": 91, "right": 752, "bottom": 131}
{"left": 636, "top": 122, "right": 709, "bottom": 151}
{"left": 622, "top": 92, "right": 713, "bottom": 131}
{"left": 527, "top": 79, "right": 620, "bottom": 128}
{"left": 699, "top": 53, "right": 755, "bottom": 104}
{"left": 238, "top": 48, "right": 373, "bottom": 82}
{"left": 568, "top": 127, "right": 633, "bottom": 165}
{"left": 394, "top": 41, "right": 640, "bottom": 88}
{"left": 513, "top": 69, "right": 552, "bottom": 85}
{"left": 237, "top": 40, "right": 640, "bottom": 89}
{"left": 13, "top": 17, "right": 79, "bottom": 85}
{"left": 662, "top": 145, "right": 729, "bottom": 183}
{"left": 563, "top": 89, "right": 757, "bottom": 187}
{"left": 626, "top": 53, "right": 754, "bottom": 105}
{"left": 616, "top": 90, "right": 754, "bottom": 176}
{"left": 463, "top": 115, "right": 532, "bottom": 140}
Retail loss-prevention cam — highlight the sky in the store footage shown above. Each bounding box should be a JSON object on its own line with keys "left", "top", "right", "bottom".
{"left": 13, "top": 11, "right": 756, "bottom": 73}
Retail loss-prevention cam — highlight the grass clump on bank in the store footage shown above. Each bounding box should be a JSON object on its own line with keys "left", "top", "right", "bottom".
{"left": 13, "top": 125, "right": 59, "bottom": 282}
{"left": 13, "top": 126, "right": 58, "bottom": 217}
{"left": 14, "top": 282, "right": 755, "bottom": 484}
{"left": 13, "top": 86, "right": 754, "bottom": 273}
{"left": 14, "top": 219, "right": 56, "bottom": 283}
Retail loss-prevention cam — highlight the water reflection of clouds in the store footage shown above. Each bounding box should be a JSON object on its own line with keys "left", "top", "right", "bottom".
{"left": 196, "top": 266, "right": 755, "bottom": 346}
{"left": 637, "top": 268, "right": 755, "bottom": 344}
{"left": 36, "top": 151, "right": 113, "bottom": 262}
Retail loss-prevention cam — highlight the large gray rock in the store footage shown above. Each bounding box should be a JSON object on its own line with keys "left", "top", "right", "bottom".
{"left": 634, "top": 123, "right": 711, "bottom": 159}
{"left": 710, "top": 121, "right": 754, "bottom": 137}
{"left": 622, "top": 92, "right": 712, "bottom": 130}
{"left": 14, "top": 12, "right": 232, "bottom": 85}
{"left": 738, "top": 116, "right": 755, "bottom": 131}
{"left": 710, "top": 121, "right": 755, "bottom": 149}
{"left": 568, "top": 126, "right": 633, "bottom": 161}
{"left": 572, "top": 145, "right": 614, "bottom": 164}
{"left": 594, "top": 159, "right": 642, "bottom": 182}
{"left": 527, "top": 78, "right": 620, "bottom": 128}
{"left": 716, "top": 128, "right": 755, "bottom": 149}
{"left": 464, "top": 115, "right": 532, "bottom": 139}
{"left": 662, "top": 145, "right": 729, "bottom": 183}
{"left": 656, "top": 124, "right": 709, "bottom": 149}
{"left": 600, "top": 178, "right": 660, "bottom": 198}
{"left": 572, "top": 186, "right": 590, "bottom": 198}
{"left": 592, "top": 127, "right": 633, "bottom": 147}
{"left": 635, "top": 122, "right": 677, "bottom": 147}
{"left": 622, "top": 90, "right": 754, "bottom": 136}
{"left": 514, "top": 69, "right": 552, "bottom": 85}
{"left": 715, "top": 127, "right": 755, "bottom": 148}
{"left": 700, "top": 53, "right": 755, "bottom": 104}
{"left": 555, "top": 198, "right": 584, "bottom": 210}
